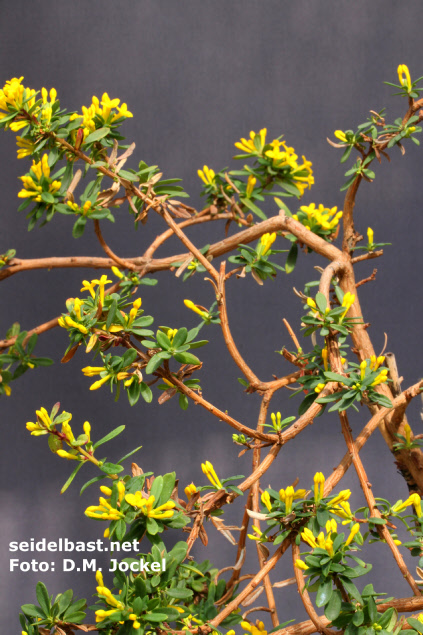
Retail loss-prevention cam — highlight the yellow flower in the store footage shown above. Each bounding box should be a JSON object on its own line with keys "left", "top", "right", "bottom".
{"left": 246, "top": 174, "right": 257, "bottom": 197}
{"left": 315, "top": 383, "right": 325, "bottom": 394}
{"left": 247, "top": 525, "right": 264, "bottom": 541}
{"left": 393, "top": 493, "right": 422, "bottom": 518}
{"left": 127, "top": 297, "right": 142, "bottom": 327}
{"left": 184, "top": 483, "right": 198, "bottom": 500}
{"left": 367, "top": 227, "right": 374, "bottom": 245}
{"left": 0, "top": 77, "right": 36, "bottom": 122}
{"left": 235, "top": 128, "right": 267, "bottom": 154}
{"left": 334, "top": 130, "right": 347, "bottom": 143}
{"left": 202, "top": 461, "right": 223, "bottom": 489}
{"left": 307, "top": 297, "right": 317, "bottom": 310}
{"left": 261, "top": 490, "right": 272, "bottom": 512}
{"left": 26, "top": 406, "right": 55, "bottom": 435}
{"left": 62, "top": 420, "right": 75, "bottom": 445}
{"left": 260, "top": 232, "right": 276, "bottom": 255}
{"left": 301, "top": 527, "right": 318, "bottom": 549}
{"left": 85, "top": 492, "right": 124, "bottom": 521}
{"left": 345, "top": 522, "right": 360, "bottom": 547}
{"left": 330, "top": 490, "right": 351, "bottom": 506}
{"left": 297, "top": 203, "right": 342, "bottom": 232}
{"left": 16, "top": 136, "right": 35, "bottom": 159}
{"left": 57, "top": 449, "right": 80, "bottom": 461}
{"left": 18, "top": 155, "right": 61, "bottom": 203}
{"left": 184, "top": 299, "right": 208, "bottom": 318}
{"left": 340, "top": 291, "right": 355, "bottom": 321}
{"left": 370, "top": 367, "right": 389, "bottom": 387}
{"left": 125, "top": 492, "right": 175, "bottom": 519}
{"left": 397, "top": 64, "right": 412, "bottom": 92}
{"left": 295, "top": 558, "right": 309, "bottom": 571}
{"left": 111, "top": 266, "right": 125, "bottom": 279}
{"left": 197, "top": 165, "right": 216, "bottom": 186}
{"left": 241, "top": 619, "right": 267, "bottom": 635}
{"left": 321, "top": 347, "right": 328, "bottom": 371}
{"left": 314, "top": 472, "right": 325, "bottom": 502}
{"left": 167, "top": 327, "right": 178, "bottom": 342}
{"left": 279, "top": 486, "right": 306, "bottom": 513}
{"left": 331, "top": 501, "right": 354, "bottom": 524}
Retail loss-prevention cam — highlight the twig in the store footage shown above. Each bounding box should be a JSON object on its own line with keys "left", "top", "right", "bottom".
{"left": 282, "top": 318, "right": 301, "bottom": 351}
{"left": 356, "top": 268, "right": 377, "bottom": 288}
{"left": 292, "top": 540, "right": 337, "bottom": 635}
{"left": 93, "top": 220, "right": 138, "bottom": 271}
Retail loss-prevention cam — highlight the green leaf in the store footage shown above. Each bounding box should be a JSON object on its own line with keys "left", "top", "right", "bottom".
{"left": 80, "top": 474, "right": 107, "bottom": 494}
{"left": 41, "top": 192, "right": 55, "bottom": 205}
{"left": 174, "top": 351, "right": 201, "bottom": 365}
{"left": 172, "top": 327, "right": 188, "bottom": 348}
{"left": 146, "top": 354, "right": 164, "bottom": 374}
{"left": 84, "top": 127, "right": 111, "bottom": 144}
{"left": 146, "top": 612, "right": 169, "bottom": 622}
{"left": 285, "top": 242, "right": 298, "bottom": 274}
{"left": 166, "top": 587, "right": 193, "bottom": 599}
{"left": 140, "top": 382, "right": 153, "bottom": 403}
{"left": 240, "top": 197, "right": 267, "bottom": 220}
{"left": 61, "top": 462, "right": 84, "bottom": 494}
{"left": 316, "top": 579, "right": 333, "bottom": 607}
{"left": 36, "top": 582, "right": 51, "bottom": 614}
{"left": 100, "top": 462, "right": 124, "bottom": 475}
{"left": 156, "top": 330, "right": 172, "bottom": 350}
{"left": 315, "top": 292, "right": 327, "bottom": 314}
{"left": 94, "top": 425, "right": 125, "bottom": 449}
{"left": 106, "top": 299, "right": 118, "bottom": 330}
{"left": 324, "top": 589, "right": 342, "bottom": 621}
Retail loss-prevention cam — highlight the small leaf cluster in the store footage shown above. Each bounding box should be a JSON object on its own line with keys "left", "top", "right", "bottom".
{"left": 317, "top": 362, "right": 392, "bottom": 413}
{"left": 20, "top": 582, "right": 86, "bottom": 634}
{"left": 94, "top": 542, "right": 241, "bottom": 634}
{"left": 141, "top": 326, "right": 206, "bottom": 374}
{"left": 228, "top": 239, "right": 287, "bottom": 283}
{"left": 0, "top": 325, "right": 53, "bottom": 397}
{"left": 302, "top": 291, "right": 361, "bottom": 337}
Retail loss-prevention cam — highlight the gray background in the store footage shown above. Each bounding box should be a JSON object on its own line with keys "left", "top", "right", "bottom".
{"left": 1, "top": 0, "right": 423, "bottom": 630}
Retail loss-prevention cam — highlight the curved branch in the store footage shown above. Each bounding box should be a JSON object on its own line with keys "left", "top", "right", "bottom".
{"left": 292, "top": 541, "right": 337, "bottom": 635}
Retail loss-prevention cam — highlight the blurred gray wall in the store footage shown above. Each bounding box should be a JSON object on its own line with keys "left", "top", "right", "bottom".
{"left": 1, "top": 0, "right": 423, "bottom": 629}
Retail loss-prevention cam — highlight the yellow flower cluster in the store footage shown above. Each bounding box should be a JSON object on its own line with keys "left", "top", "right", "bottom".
{"left": 81, "top": 274, "right": 112, "bottom": 305}
{"left": 260, "top": 232, "right": 276, "bottom": 255}
{"left": 279, "top": 485, "right": 307, "bottom": 514}
{"left": 70, "top": 93, "right": 133, "bottom": 140}
{"left": 359, "top": 358, "right": 388, "bottom": 387}
{"left": 235, "top": 128, "right": 267, "bottom": 154}
{"left": 166, "top": 328, "right": 178, "bottom": 342}
{"left": 125, "top": 492, "right": 176, "bottom": 519}
{"left": 184, "top": 482, "right": 198, "bottom": 500}
{"left": 293, "top": 203, "right": 343, "bottom": 232}
{"left": 241, "top": 619, "right": 267, "bottom": 635}
{"left": 0, "top": 77, "right": 36, "bottom": 130}
{"left": 298, "top": 519, "right": 360, "bottom": 562}
{"left": 26, "top": 407, "right": 56, "bottom": 436}
{"left": 67, "top": 200, "right": 93, "bottom": 215}
{"left": 85, "top": 484, "right": 125, "bottom": 521}
{"left": 201, "top": 461, "right": 223, "bottom": 489}
{"left": 17, "top": 154, "right": 61, "bottom": 203}
{"left": 95, "top": 570, "right": 125, "bottom": 623}
{"left": 235, "top": 128, "right": 314, "bottom": 195}
{"left": 197, "top": 165, "right": 216, "bottom": 186}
